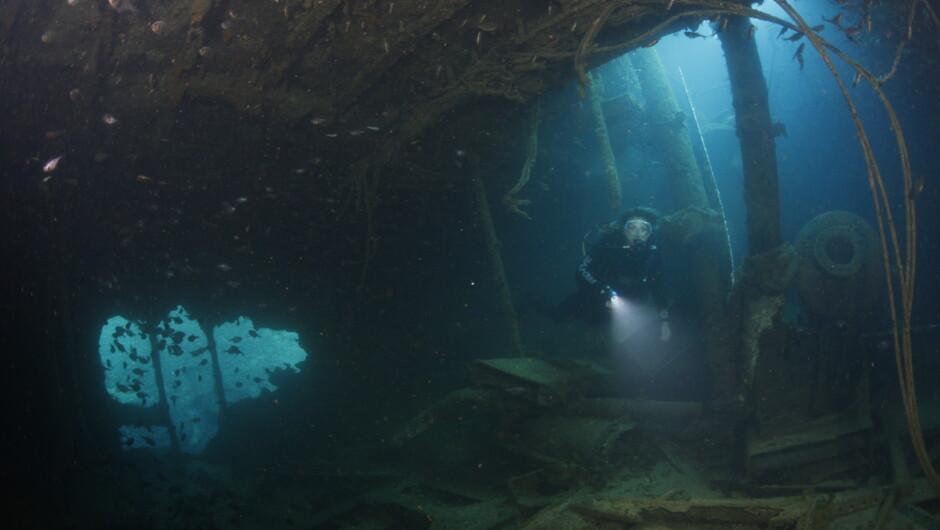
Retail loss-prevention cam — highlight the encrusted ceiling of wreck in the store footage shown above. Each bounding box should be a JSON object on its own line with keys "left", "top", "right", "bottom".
{"left": 1, "top": 0, "right": 732, "bottom": 190}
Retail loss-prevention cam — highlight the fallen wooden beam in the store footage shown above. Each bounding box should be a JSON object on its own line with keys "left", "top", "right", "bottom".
{"left": 569, "top": 495, "right": 815, "bottom": 527}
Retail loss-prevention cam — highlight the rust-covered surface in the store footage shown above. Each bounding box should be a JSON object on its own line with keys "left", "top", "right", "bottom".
{"left": 1, "top": 0, "right": 712, "bottom": 190}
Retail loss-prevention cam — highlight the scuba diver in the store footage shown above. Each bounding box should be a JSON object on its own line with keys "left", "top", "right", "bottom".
{"left": 551, "top": 206, "right": 671, "bottom": 343}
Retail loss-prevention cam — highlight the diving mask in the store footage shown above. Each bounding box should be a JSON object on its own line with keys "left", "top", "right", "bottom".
{"left": 623, "top": 219, "right": 652, "bottom": 247}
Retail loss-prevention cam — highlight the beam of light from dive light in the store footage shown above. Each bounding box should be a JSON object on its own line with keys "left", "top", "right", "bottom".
{"left": 609, "top": 296, "right": 658, "bottom": 346}
{"left": 609, "top": 294, "right": 634, "bottom": 344}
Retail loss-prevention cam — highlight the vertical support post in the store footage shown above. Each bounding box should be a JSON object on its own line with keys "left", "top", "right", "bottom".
{"left": 718, "top": 16, "right": 794, "bottom": 452}
{"left": 586, "top": 71, "right": 622, "bottom": 211}
{"left": 718, "top": 16, "right": 783, "bottom": 253}
{"left": 631, "top": 47, "right": 708, "bottom": 209}
{"left": 471, "top": 162, "right": 525, "bottom": 357}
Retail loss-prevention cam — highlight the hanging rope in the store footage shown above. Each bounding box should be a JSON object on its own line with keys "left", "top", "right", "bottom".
{"left": 503, "top": 100, "right": 541, "bottom": 220}
{"left": 677, "top": 65, "right": 734, "bottom": 275}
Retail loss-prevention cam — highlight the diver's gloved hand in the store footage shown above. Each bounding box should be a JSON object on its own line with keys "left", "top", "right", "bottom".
{"left": 659, "top": 309, "right": 671, "bottom": 342}
{"left": 660, "top": 321, "right": 672, "bottom": 342}
{"left": 599, "top": 284, "right": 617, "bottom": 300}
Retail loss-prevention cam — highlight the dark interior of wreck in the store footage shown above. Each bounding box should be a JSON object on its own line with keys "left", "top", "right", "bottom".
{"left": 2, "top": 0, "right": 940, "bottom": 527}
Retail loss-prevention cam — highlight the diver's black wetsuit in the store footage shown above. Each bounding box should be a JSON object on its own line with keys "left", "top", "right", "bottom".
{"left": 554, "top": 231, "right": 666, "bottom": 323}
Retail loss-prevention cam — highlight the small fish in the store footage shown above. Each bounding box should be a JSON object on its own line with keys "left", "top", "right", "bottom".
{"left": 135, "top": 175, "right": 152, "bottom": 182}
{"left": 172, "top": 316, "right": 183, "bottom": 325}
{"left": 132, "top": 368, "right": 146, "bottom": 375}
{"left": 861, "top": 13, "right": 871, "bottom": 33}
{"left": 642, "top": 39, "right": 659, "bottom": 48}
{"left": 191, "top": 417, "right": 201, "bottom": 424}
{"left": 852, "top": 71, "right": 862, "bottom": 87}
{"left": 349, "top": 129, "right": 365, "bottom": 136}
{"left": 793, "top": 43, "right": 805, "bottom": 69}
{"left": 68, "top": 88, "right": 81, "bottom": 102}
{"left": 747, "top": 24, "right": 756, "bottom": 39}
{"left": 150, "top": 21, "right": 168, "bottom": 35}
{"left": 199, "top": 358, "right": 208, "bottom": 366}
{"left": 842, "top": 25, "right": 861, "bottom": 37}
{"left": 666, "top": 0, "right": 676, "bottom": 10}
{"left": 187, "top": 335, "right": 197, "bottom": 342}
{"left": 225, "top": 345, "right": 243, "bottom": 355}
{"left": 102, "top": 113, "right": 118, "bottom": 125}
{"left": 310, "top": 117, "right": 327, "bottom": 125}
{"left": 198, "top": 46, "right": 211, "bottom": 57}
{"left": 810, "top": 25, "right": 824, "bottom": 32}
{"left": 216, "top": 263, "right": 233, "bottom": 272}
{"left": 142, "top": 436, "right": 155, "bottom": 446}
{"left": 785, "top": 31, "right": 804, "bottom": 41}
{"left": 909, "top": 177, "right": 925, "bottom": 199}
{"left": 230, "top": 336, "right": 242, "bottom": 343}
{"left": 248, "top": 330, "right": 260, "bottom": 338}
{"left": 684, "top": 31, "right": 706, "bottom": 39}
{"left": 44, "top": 130, "right": 66, "bottom": 139}
{"left": 823, "top": 14, "right": 843, "bottom": 26}
{"left": 717, "top": 17, "right": 729, "bottom": 34}
{"left": 475, "top": 31, "right": 482, "bottom": 45}
{"left": 777, "top": 26, "right": 789, "bottom": 38}
{"left": 43, "top": 156, "right": 63, "bottom": 173}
